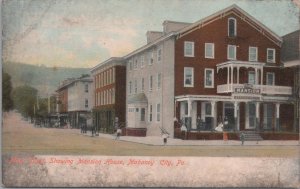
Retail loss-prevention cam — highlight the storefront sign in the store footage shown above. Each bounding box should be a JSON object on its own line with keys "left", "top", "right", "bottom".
{"left": 234, "top": 84, "right": 261, "bottom": 94}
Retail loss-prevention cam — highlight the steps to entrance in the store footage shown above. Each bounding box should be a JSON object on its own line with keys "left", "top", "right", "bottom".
{"left": 240, "top": 131, "right": 263, "bottom": 141}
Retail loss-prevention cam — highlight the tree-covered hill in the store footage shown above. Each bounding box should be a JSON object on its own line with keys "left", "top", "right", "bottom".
{"left": 3, "top": 62, "right": 91, "bottom": 97}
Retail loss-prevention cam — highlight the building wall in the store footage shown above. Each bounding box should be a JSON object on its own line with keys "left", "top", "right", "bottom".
{"left": 175, "top": 12, "right": 284, "bottom": 96}
{"left": 126, "top": 37, "right": 175, "bottom": 136}
{"left": 58, "top": 89, "right": 68, "bottom": 113}
{"left": 115, "top": 65, "right": 126, "bottom": 123}
{"left": 68, "top": 80, "right": 93, "bottom": 112}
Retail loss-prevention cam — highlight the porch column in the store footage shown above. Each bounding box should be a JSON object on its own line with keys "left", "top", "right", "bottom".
{"left": 230, "top": 66, "right": 233, "bottom": 90}
{"left": 234, "top": 102, "right": 239, "bottom": 131}
{"left": 256, "top": 102, "right": 260, "bottom": 132}
{"left": 255, "top": 68, "right": 258, "bottom": 85}
{"left": 187, "top": 100, "right": 192, "bottom": 117}
{"left": 260, "top": 68, "right": 264, "bottom": 85}
{"left": 227, "top": 67, "right": 230, "bottom": 91}
{"left": 275, "top": 103, "right": 280, "bottom": 131}
{"left": 237, "top": 66, "right": 240, "bottom": 84}
{"left": 192, "top": 101, "right": 197, "bottom": 129}
{"left": 211, "top": 101, "right": 216, "bottom": 129}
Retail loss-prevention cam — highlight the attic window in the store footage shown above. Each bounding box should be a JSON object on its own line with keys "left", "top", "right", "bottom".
{"left": 228, "top": 18, "right": 237, "bottom": 37}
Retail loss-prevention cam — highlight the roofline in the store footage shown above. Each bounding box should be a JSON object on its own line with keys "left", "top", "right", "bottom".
{"left": 178, "top": 4, "right": 282, "bottom": 45}
{"left": 90, "top": 57, "right": 125, "bottom": 72}
{"left": 56, "top": 77, "right": 93, "bottom": 92}
{"left": 123, "top": 31, "right": 177, "bottom": 59}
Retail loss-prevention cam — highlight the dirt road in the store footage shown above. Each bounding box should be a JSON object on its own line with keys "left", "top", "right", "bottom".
{"left": 2, "top": 111, "right": 298, "bottom": 157}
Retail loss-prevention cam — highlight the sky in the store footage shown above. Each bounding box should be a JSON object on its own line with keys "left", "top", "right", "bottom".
{"left": 2, "top": 0, "right": 300, "bottom": 68}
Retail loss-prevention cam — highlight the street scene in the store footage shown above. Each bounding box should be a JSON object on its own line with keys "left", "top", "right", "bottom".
{"left": 2, "top": 0, "right": 300, "bottom": 187}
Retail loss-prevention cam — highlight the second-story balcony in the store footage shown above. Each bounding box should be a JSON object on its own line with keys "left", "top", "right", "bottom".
{"left": 216, "top": 61, "right": 293, "bottom": 96}
{"left": 217, "top": 83, "right": 292, "bottom": 95}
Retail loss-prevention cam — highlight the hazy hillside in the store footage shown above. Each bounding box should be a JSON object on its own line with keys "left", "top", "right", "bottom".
{"left": 3, "top": 62, "right": 90, "bottom": 97}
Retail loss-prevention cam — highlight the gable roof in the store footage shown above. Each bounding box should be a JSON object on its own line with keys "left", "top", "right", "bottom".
{"left": 178, "top": 4, "right": 282, "bottom": 46}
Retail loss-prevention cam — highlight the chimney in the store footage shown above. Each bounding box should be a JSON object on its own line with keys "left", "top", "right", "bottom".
{"left": 163, "top": 20, "right": 191, "bottom": 34}
{"left": 146, "top": 31, "right": 164, "bottom": 44}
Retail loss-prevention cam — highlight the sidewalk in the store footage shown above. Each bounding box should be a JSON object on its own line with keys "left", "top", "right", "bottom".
{"left": 81, "top": 131, "right": 299, "bottom": 146}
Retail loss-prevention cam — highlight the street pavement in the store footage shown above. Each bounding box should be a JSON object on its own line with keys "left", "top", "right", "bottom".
{"left": 80, "top": 130, "right": 300, "bottom": 146}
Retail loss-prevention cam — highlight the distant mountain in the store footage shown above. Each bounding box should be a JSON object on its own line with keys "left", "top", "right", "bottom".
{"left": 3, "top": 62, "right": 90, "bottom": 97}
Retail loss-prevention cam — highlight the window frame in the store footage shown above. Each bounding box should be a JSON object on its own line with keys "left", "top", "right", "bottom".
{"left": 157, "top": 48, "right": 162, "bottom": 62}
{"left": 227, "top": 45, "right": 237, "bottom": 60}
{"left": 266, "top": 72, "right": 275, "bottom": 86}
{"left": 204, "top": 68, "right": 214, "bottom": 88}
{"left": 228, "top": 17, "right": 237, "bottom": 37}
{"left": 249, "top": 46, "right": 258, "bottom": 62}
{"left": 156, "top": 103, "right": 161, "bottom": 122}
{"left": 149, "top": 104, "right": 153, "bottom": 122}
{"left": 184, "top": 41, "right": 195, "bottom": 57}
{"left": 205, "top": 43, "right": 215, "bottom": 59}
{"left": 157, "top": 73, "right": 161, "bottom": 90}
{"left": 184, "top": 67, "right": 194, "bottom": 87}
{"left": 267, "top": 48, "right": 276, "bottom": 63}
{"left": 149, "top": 75, "right": 153, "bottom": 91}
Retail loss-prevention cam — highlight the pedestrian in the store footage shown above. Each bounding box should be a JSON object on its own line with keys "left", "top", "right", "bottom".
{"left": 116, "top": 128, "right": 121, "bottom": 140}
{"left": 240, "top": 132, "right": 245, "bottom": 145}
{"left": 163, "top": 133, "right": 168, "bottom": 145}
{"left": 180, "top": 124, "right": 187, "bottom": 140}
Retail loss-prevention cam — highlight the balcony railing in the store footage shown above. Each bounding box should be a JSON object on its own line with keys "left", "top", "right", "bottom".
{"left": 217, "top": 84, "right": 292, "bottom": 95}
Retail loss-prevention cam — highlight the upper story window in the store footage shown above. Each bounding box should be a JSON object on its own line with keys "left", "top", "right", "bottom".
{"left": 248, "top": 71, "right": 256, "bottom": 85}
{"left": 184, "top": 67, "right": 194, "bottom": 87}
{"left": 140, "top": 55, "right": 145, "bottom": 68}
{"left": 85, "top": 84, "right": 88, "bottom": 93}
{"left": 149, "top": 75, "right": 153, "bottom": 91}
{"left": 267, "top": 48, "right": 276, "bottom": 63}
{"left": 184, "top": 41, "right": 194, "bottom": 57}
{"left": 156, "top": 103, "right": 161, "bottom": 122}
{"left": 204, "top": 68, "right": 214, "bottom": 88}
{"left": 157, "top": 48, "right": 162, "bottom": 62}
{"left": 149, "top": 51, "right": 154, "bottom": 65}
{"left": 141, "top": 78, "right": 145, "bottom": 92}
{"left": 129, "top": 60, "right": 133, "bottom": 71}
{"left": 228, "top": 17, "right": 237, "bottom": 37}
{"left": 227, "top": 45, "right": 236, "bottom": 60}
{"left": 134, "top": 59, "right": 138, "bottom": 69}
{"left": 249, "top": 47, "right": 258, "bottom": 62}
{"left": 134, "top": 80, "right": 137, "bottom": 94}
{"left": 157, "top": 73, "right": 161, "bottom": 89}
{"left": 205, "top": 43, "right": 215, "bottom": 59}
{"left": 129, "top": 81, "right": 132, "bottom": 94}
{"left": 266, "top": 72, "right": 275, "bottom": 85}
{"left": 85, "top": 99, "right": 88, "bottom": 108}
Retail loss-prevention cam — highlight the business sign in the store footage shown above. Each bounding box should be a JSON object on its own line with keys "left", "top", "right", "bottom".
{"left": 234, "top": 84, "right": 261, "bottom": 94}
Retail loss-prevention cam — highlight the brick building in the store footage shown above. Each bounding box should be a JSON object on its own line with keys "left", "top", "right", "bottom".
{"left": 174, "top": 5, "right": 296, "bottom": 139}
{"left": 90, "top": 57, "right": 126, "bottom": 134}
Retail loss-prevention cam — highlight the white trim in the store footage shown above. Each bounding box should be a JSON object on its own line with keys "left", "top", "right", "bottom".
{"left": 228, "top": 17, "right": 237, "bottom": 37}
{"left": 184, "top": 41, "right": 195, "bottom": 57}
{"left": 248, "top": 46, "right": 258, "bottom": 62}
{"left": 267, "top": 48, "right": 276, "bottom": 63}
{"left": 205, "top": 43, "right": 215, "bottom": 59}
{"left": 184, "top": 67, "right": 194, "bottom": 87}
{"left": 204, "top": 68, "right": 214, "bottom": 88}
{"left": 227, "top": 45, "right": 236, "bottom": 60}
{"left": 266, "top": 72, "right": 275, "bottom": 86}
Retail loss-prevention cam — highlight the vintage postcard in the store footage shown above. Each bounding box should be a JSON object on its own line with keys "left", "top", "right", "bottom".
{"left": 1, "top": 0, "right": 300, "bottom": 188}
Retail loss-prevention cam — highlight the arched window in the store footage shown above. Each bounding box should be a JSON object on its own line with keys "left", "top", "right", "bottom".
{"left": 228, "top": 18, "right": 236, "bottom": 37}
